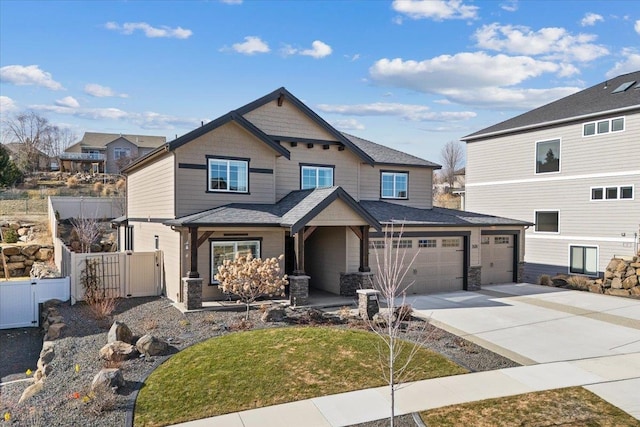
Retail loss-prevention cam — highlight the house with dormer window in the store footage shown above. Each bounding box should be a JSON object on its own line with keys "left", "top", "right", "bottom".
{"left": 116, "top": 88, "right": 529, "bottom": 308}
{"left": 463, "top": 71, "right": 640, "bottom": 282}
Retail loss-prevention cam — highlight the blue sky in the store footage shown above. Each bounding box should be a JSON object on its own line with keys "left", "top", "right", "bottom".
{"left": 1, "top": 0, "right": 639, "bottom": 163}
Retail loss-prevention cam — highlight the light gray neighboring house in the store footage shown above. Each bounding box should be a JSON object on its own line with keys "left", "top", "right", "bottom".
{"left": 61, "top": 132, "right": 166, "bottom": 174}
{"left": 463, "top": 71, "right": 640, "bottom": 282}
{"left": 115, "top": 87, "right": 530, "bottom": 307}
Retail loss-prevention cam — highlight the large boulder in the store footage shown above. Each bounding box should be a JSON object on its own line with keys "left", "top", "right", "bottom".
{"left": 261, "top": 307, "right": 287, "bottom": 323}
{"left": 108, "top": 321, "right": 133, "bottom": 344}
{"left": 611, "top": 277, "right": 623, "bottom": 289}
{"left": 100, "top": 341, "right": 138, "bottom": 362}
{"left": 136, "top": 334, "right": 168, "bottom": 356}
{"left": 622, "top": 275, "right": 638, "bottom": 289}
{"left": 35, "top": 248, "right": 53, "bottom": 261}
{"left": 21, "top": 245, "right": 40, "bottom": 257}
{"left": 44, "top": 323, "right": 66, "bottom": 341}
{"left": 2, "top": 246, "right": 21, "bottom": 256}
{"left": 91, "top": 368, "right": 125, "bottom": 392}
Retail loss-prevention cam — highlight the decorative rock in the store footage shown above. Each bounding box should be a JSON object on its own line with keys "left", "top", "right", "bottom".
{"left": 18, "top": 380, "right": 44, "bottom": 403}
{"left": 35, "top": 248, "right": 53, "bottom": 261}
{"left": 45, "top": 323, "right": 66, "bottom": 340}
{"left": 611, "top": 278, "right": 623, "bottom": 289}
{"left": 108, "top": 321, "right": 133, "bottom": 344}
{"left": 630, "top": 287, "right": 640, "bottom": 296}
{"left": 30, "top": 262, "right": 61, "bottom": 279}
{"left": 43, "top": 299, "right": 63, "bottom": 310}
{"left": 622, "top": 275, "right": 638, "bottom": 289}
{"left": 39, "top": 342, "right": 55, "bottom": 365}
{"left": 21, "top": 245, "right": 40, "bottom": 257}
{"left": 607, "top": 288, "right": 630, "bottom": 297}
{"left": 136, "top": 334, "right": 169, "bottom": 356}
{"left": 9, "top": 254, "right": 27, "bottom": 262}
{"left": 91, "top": 368, "right": 125, "bottom": 392}
{"left": 261, "top": 307, "right": 287, "bottom": 323}
{"left": 588, "top": 283, "right": 603, "bottom": 294}
{"left": 100, "top": 341, "right": 138, "bottom": 362}
{"left": 2, "top": 246, "right": 20, "bottom": 256}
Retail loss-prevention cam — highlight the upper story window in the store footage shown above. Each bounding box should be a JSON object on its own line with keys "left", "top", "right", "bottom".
{"left": 207, "top": 157, "right": 248, "bottom": 193}
{"left": 591, "top": 185, "right": 634, "bottom": 201}
{"left": 583, "top": 117, "right": 624, "bottom": 137}
{"left": 381, "top": 171, "right": 408, "bottom": 199}
{"left": 535, "top": 139, "right": 560, "bottom": 174}
{"left": 535, "top": 210, "right": 559, "bottom": 233}
{"left": 301, "top": 165, "right": 334, "bottom": 189}
{"left": 114, "top": 147, "right": 131, "bottom": 159}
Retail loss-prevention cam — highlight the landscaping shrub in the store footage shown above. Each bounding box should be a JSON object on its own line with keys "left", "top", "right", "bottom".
{"left": 3, "top": 229, "right": 18, "bottom": 243}
{"left": 566, "top": 275, "right": 591, "bottom": 290}
{"left": 537, "top": 274, "right": 552, "bottom": 286}
{"left": 66, "top": 176, "right": 79, "bottom": 189}
{"left": 93, "top": 182, "right": 103, "bottom": 194}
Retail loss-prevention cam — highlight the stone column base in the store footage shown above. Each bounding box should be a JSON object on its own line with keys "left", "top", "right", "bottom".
{"left": 356, "top": 289, "right": 380, "bottom": 320}
{"left": 339, "top": 272, "right": 374, "bottom": 296}
{"left": 182, "top": 277, "right": 203, "bottom": 310}
{"left": 467, "top": 266, "right": 481, "bottom": 291}
{"left": 289, "top": 275, "right": 310, "bottom": 306}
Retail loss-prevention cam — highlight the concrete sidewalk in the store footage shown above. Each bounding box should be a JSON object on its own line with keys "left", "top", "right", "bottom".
{"left": 172, "top": 352, "right": 640, "bottom": 426}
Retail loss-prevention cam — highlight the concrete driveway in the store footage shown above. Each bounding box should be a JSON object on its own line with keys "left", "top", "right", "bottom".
{"left": 406, "top": 283, "right": 640, "bottom": 365}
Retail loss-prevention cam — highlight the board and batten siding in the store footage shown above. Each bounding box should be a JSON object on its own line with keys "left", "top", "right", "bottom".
{"left": 127, "top": 153, "right": 175, "bottom": 218}
{"left": 307, "top": 199, "right": 369, "bottom": 227}
{"left": 174, "top": 121, "right": 277, "bottom": 217}
{"left": 359, "top": 165, "right": 433, "bottom": 209}
{"left": 275, "top": 144, "right": 361, "bottom": 201}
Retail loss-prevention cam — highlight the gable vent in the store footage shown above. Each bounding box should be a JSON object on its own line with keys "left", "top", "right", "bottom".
{"left": 611, "top": 81, "right": 636, "bottom": 94}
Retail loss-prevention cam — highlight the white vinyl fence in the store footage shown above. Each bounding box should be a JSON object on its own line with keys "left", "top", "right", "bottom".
{"left": 48, "top": 196, "right": 125, "bottom": 238}
{"left": 0, "top": 277, "right": 70, "bottom": 329}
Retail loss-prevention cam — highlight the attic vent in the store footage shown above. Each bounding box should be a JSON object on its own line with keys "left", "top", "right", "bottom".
{"left": 611, "top": 81, "right": 636, "bottom": 93}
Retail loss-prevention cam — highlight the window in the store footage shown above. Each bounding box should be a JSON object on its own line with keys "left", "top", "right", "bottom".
{"left": 418, "top": 239, "right": 436, "bottom": 248}
{"left": 211, "top": 240, "right": 260, "bottom": 283}
{"left": 124, "top": 226, "right": 133, "bottom": 251}
{"left": 535, "top": 139, "right": 560, "bottom": 173}
{"left": 301, "top": 165, "right": 334, "bottom": 189}
{"left": 114, "top": 148, "right": 131, "bottom": 159}
{"left": 591, "top": 185, "right": 634, "bottom": 201}
{"left": 570, "top": 246, "right": 598, "bottom": 276}
{"left": 481, "top": 237, "right": 490, "bottom": 245}
{"left": 369, "top": 240, "right": 385, "bottom": 249}
{"left": 583, "top": 117, "right": 625, "bottom": 136}
{"left": 381, "top": 172, "right": 408, "bottom": 199}
{"left": 207, "top": 157, "right": 248, "bottom": 193}
{"left": 535, "top": 211, "right": 559, "bottom": 233}
{"left": 393, "top": 239, "right": 412, "bottom": 249}
{"left": 494, "top": 237, "right": 510, "bottom": 244}
{"left": 442, "top": 238, "right": 460, "bottom": 248}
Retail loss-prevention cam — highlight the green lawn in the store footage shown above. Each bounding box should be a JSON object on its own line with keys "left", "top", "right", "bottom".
{"left": 134, "top": 326, "right": 467, "bottom": 427}
{"left": 421, "top": 387, "right": 639, "bottom": 427}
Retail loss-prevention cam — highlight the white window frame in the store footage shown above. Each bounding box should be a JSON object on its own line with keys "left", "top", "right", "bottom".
{"left": 207, "top": 157, "right": 249, "bottom": 193}
{"left": 534, "top": 138, "right": 561, "bottom": 174}
{"left": 301, "top": 165, "right": 334, "bottom": 189}
{"left": 568, "top": 245, "right": 598, "bottom": 276}
{"left": 210, "top": 240, "right": 261, "bottom": 284}
{"left": 583, "top": 116, "right": 625, "bottom": 137}
{"left": 381, "top": 172, "right": 408, "bottom": 199}
{"left": 114, "top": 147, "right": 131, "bottom": 159}
{"left": 534, "top": 210, "right": 560, "bottom": 234}
{"left": 590, "top": 185, "right": 634, "bottom": 201}
{"left": 418, "top": 239, "right": 437, "bottom": 248}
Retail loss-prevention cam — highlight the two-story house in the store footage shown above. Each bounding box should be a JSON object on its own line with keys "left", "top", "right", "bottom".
{"left": 463, "top": 71, "right": 640, "bottom": 283}
{"left": 60, "top": 132, "right": 166, "bottom": 174}
{"left": 117, "top": 88, "right": 529, "bottom": 307}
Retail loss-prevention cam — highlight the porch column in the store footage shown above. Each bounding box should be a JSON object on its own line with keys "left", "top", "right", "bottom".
{"left": 359, "top": 226, "right": 371, "bottom": 272}
{"left": 294, "top": 228, "right": 305, "bottom": 275}
{"left": 187, "top": 226, "right": 199, "bottom": 278}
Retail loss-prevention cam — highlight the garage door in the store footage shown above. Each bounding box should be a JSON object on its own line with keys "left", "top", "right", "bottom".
{"left": 369, "top": 237, "right": 464, "bottom": 294}
{"left": 481, "top": 235, "right": 514, "bottom": 285}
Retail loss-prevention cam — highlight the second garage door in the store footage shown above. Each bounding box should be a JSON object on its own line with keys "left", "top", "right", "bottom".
{"left": 369, "top": 236, "right": 465, "bottom": 294}
{"left": 481, "top": 235, "right": 514, "bottom": 285}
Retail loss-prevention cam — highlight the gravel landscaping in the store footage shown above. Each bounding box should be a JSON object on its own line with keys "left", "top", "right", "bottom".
{"left": 0, "top": 296, "right": 519, "bottom": 426}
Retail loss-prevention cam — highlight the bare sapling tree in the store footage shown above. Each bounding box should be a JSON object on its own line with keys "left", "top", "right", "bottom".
{"left": 215, "top": 253, "right": 288, "bottom": 320}
{"left": 368, "top": 224, "right": 429, "bottom": 427}
{"left": 71, "top": 215, "right": 102, "bottom": 253}
{"left": 440, "top": 140, "right": 464, "bottom": 192}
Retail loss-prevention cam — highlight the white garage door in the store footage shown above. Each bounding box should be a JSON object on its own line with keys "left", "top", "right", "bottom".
{"left": 481, "top": 235, "right": 514, "bottom": 285}
{"left": 369, "top": 237, "right": 464, "bottom": 294}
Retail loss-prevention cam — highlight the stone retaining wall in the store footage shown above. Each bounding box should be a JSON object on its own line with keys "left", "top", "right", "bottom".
{"left": 0, "top": 244, "right": 54, "bottom": 278}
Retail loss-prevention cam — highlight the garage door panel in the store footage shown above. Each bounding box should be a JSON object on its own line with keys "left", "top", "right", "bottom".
{"left": 481, "top": 235, "right": 514, "bottom": 285}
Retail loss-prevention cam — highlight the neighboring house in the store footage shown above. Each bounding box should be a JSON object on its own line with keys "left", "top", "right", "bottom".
{"left": 462, "top": 71, "right": 640, "bottom": 283}
{"left": 3, "top": 142, "right": 50, "bottom": 171}
{"left": 116, "top": 87, "right": 529, "bottom": 307}
{"left": 60, "top": 132, "right": 166, "bottom": 174}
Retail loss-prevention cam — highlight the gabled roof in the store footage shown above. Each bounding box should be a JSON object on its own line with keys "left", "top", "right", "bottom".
{"left": 342, "top": 133, "right": 440, "bottom": 169}
{"left": 75, "top": 132, "right": 166, "bottom": 148}
{"left": 464, "top": 70, "right": 640, "bottom": 141}
{"left": 360, "top": 201, "right": 532, "bottom": 227}
{"left": 165, "top": 186, "right": 381, "bottom": 234}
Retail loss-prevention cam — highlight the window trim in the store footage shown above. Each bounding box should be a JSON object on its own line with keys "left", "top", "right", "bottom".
{"left": 568, "top": 245, "right": 598, "bottom": 276}
{"left": 590, "top": 185, "right": 634, "bottom": 201}
{"left": 114, "top": 147, "right": 131, "bottom": 159}
{"left": 209, "top": 238, "right": 262, "bottom": 285}
{"left": 380, "top": 170, "right": 409, "bottom": 200}
{"left": 534, "top": 210, "right": 560, "bottom": 234}
{"left": 534, "top": 138, "right": 561, "bottom": 175}
{"left": 299, "top": 163, "right": 335, "bottom": 190}
{"left": 583, "top": 116, "right": 625, "bottom": 137}
{"left": 206, "top": 155, "right": 250, "bottom": 194}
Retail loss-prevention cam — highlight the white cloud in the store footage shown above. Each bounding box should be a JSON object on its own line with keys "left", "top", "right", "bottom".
{"left": 105, "top": 21, "right": 192, "bottom": 39}
{"left": 500, "top": 0, "right": 518, "bottom": 12}
{"left": 581, "top": 13, "right": 604, "bottom": 27}
{"left": 392, "top": 0, "right": 478, "bottom": 21}
{"left": 300, "top": 40, "right": 332, "bottom": 58}
{"left": 438, "top": 86, "right": 581, "bottom": 110}
{"left": 344, "top": 53, "right": 361, "bottom": 62}
{"left": 317, "top": 102, "right": 476, "bottom": 122}
{"left": 0, "top": 64, "right": 64, "bottom": 90}
{"left": 84, "top": 83, "right": 128, "bottom": 98}
{"left": 0, "top": 96, "right": 18, "bottom": 113}
{"left": 331, "top": 119, "right": 365, "bottom": 131}
{"left": 635, "top": 20, "right": 640, "bottom": 34}
{"left": 605, "top": 49, "right": 640, "bottom": 78}
{"left": 55, "top": 96, "right": 79, "bottom": 108}
{"left": 474, "top": 23, "right": 609, "bottom": 62}
{"left": 230, "top": 36, "right": 270, "bottom": 55}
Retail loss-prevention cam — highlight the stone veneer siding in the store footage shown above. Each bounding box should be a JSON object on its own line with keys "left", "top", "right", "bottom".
{"left": 182, "top": 277, "right": 203, "bottom": 310}
{"left": 467, "top": 266, "right": 481, "bottom": 291}
{"left": 339, "top": 272, "right": 374, "bottom": 296}
{"left": 289, "top": 275, "right": 309, "bottom": 306}
{"left": 517, "top": 261, "right": 525, "bottom": 283}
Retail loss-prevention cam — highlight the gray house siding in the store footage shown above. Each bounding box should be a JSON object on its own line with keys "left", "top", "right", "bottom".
{"left": 106, "top": 138, "right": 140, "bottom": 174}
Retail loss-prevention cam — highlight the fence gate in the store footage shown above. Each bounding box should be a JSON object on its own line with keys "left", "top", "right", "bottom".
{"left": 126, "top": 251, "right": 162, "bottom": 297}
{"left": 0, "top": 281, "right": 37, "bottom": 329}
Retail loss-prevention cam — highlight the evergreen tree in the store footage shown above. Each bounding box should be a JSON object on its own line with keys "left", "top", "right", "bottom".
{"left": 0, "top": 144, "right": 22, "bottom": 187}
